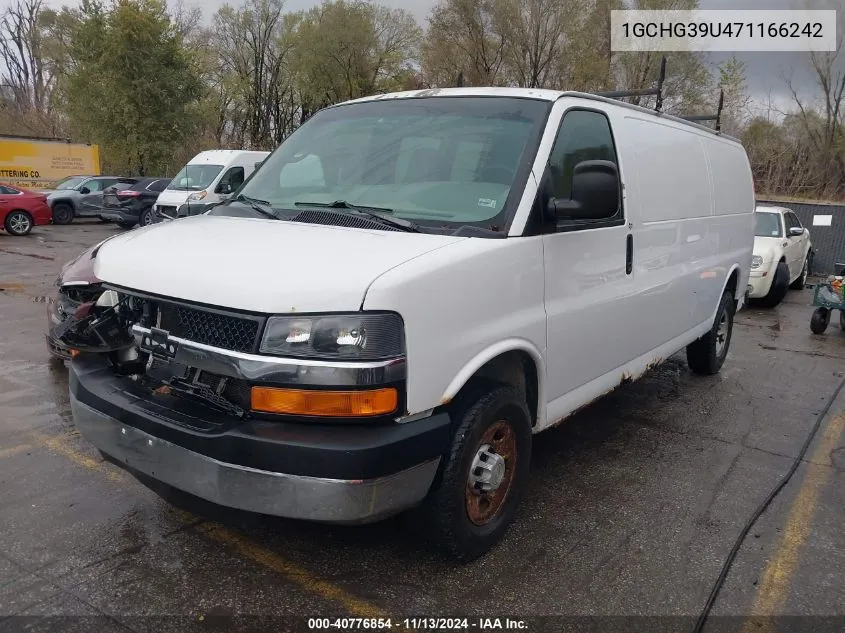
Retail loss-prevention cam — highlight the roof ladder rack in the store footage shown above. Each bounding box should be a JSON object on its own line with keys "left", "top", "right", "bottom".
{"left": 597, "top": 56, "right": 667, "bottom": 113}
{"left": 681, "top": 89, "right": 725, "bottom": 132}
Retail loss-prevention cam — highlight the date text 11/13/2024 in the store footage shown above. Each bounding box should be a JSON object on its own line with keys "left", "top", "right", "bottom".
{"left": 307, "top": 618, "right": 529, "bottom": 631}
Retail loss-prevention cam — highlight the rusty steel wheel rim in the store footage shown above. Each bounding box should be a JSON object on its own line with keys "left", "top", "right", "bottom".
{"left": 465, "top": 420, "right": 517, "bottom": 526}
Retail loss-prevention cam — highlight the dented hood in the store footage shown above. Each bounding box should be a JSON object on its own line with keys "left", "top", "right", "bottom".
{"left": 93, "top": 214, "right": 464, "bottom": 313}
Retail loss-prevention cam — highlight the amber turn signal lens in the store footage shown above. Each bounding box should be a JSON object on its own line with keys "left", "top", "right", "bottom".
{"left": 251, "top": 387, "right": 398, "bottom": 417}
{"left": 69, "top": 349, "right": 80, "bottom": 358}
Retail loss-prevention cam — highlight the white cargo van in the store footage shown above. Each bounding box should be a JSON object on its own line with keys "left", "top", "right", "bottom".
{"left": 153, "top": 149, "right": 270, "bottom": 219}
{"left": 67, "top": 87, "right": 755, "bottom": 561}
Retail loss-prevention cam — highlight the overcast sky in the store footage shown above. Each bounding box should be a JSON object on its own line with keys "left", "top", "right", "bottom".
{"left": 7, "top": 0, "right": 839, "bottom": 115}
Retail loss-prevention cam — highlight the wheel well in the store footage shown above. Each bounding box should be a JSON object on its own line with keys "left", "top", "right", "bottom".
{"left": 725, "top": 268, "right": 738, "bottom": 297}
{"left": 451, "top": 351, "right": 539, "bottom": 427}
{"left": 53, "top": 199, "right": 75, "bottom": 210}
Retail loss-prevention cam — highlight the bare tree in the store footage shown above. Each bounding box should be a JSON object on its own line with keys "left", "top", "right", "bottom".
{"left": 0, "top": 0, "right": 60, "bottom": 134}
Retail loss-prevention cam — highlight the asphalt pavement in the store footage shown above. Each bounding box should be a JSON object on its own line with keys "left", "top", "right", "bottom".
{"left": 1, "top": 221, "right": 844, "bottom": 633}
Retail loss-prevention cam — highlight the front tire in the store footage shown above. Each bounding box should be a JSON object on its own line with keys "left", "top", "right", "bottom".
{"left": 4, "top": 210, "right": 33, "bottom": 236}
{"left": 789, "top": 256, "right": 809, "bottom": 290}
{"left": 52, "top": 203, "right": 74, "bottom": 225}
{"left": 687, "top": 290, "right": 735, "bottom": 375}
{"left": 758, "top": 261, "right": 789, "bottom": 308}
{"left": 424, "top": 384, "right": 532, "bottom": 562}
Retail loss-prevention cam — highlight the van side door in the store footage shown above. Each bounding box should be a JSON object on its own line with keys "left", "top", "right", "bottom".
{"left": 542, "top": 107, "right": 634, "bottom": 414}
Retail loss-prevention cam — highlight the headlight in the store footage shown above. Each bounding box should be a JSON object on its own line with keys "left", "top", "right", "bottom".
{"left": 751, "top": 255, "right": 763, "bottom": 269}
{"left": 188, "top": 190, "right": 207, "bottom": 202}
{"left": 260, "top": 313, "right": 404, "bottom": 360}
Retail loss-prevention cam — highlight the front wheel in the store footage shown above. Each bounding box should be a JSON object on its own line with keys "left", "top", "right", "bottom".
{"left": 423, "top": 384, "right": 532, "bottom": 562}
{"left": 789, "top": 256, "right": 809, "bottom": 290}
{"left": 757, "top": 261, "right": 790, "bottom": 308}
{"left": 687, "top": 290, "right": 735, "bottom": 375}
{"left": 4, "top": 210, "right": 33, "bottom": 236}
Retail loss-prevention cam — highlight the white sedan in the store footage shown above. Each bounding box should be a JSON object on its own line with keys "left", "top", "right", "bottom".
{"left": 748, "top": 205, "right": 812, "bottom": 307}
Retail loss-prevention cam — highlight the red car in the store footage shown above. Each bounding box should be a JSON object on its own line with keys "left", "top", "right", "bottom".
{"left": 0, "top": 183, "right": 52, "bottom": 236}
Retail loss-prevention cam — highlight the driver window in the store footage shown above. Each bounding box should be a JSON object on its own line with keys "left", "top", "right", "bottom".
{"left": 549, "top": 110, "right": 618, "bottom": 201}
{"left": 217, "top": 167, "right": 245, "bottom": 193}
{"left": 84, "top": 180, "right": 103, "bottom": 192}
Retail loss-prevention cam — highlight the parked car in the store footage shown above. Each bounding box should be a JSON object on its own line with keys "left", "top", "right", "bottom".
{"left": 152, "top": 150, "right": 269, "bottom": 220}
{"left": 100, "top": 177, "right": 171, "bottom": 228}
{"left": 47, "top": 176, "right": 138, "bottom": 225}
{"left": 60, "top": 87, "right": 755, "bottom": 561}
{"left": 0, "top": 183, "right": 52, "bottom": 236}
{"left": 748, "top": 205, "right": 812, "bottom": 308}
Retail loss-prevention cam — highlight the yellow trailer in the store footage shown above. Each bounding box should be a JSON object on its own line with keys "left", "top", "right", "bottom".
{"left": 0, "top": 135, "right": 101, "bottom": 190}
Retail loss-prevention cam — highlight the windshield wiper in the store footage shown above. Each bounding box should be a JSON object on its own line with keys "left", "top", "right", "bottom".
{"left": 293, "top": 200, "right": 421, "bottom": 233}
{"left": 232, "top": 194, "right": 281, "bottom": 220}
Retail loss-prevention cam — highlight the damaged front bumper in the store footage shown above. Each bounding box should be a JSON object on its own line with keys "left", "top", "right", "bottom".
{"left": 69, "top": 351, "right": 451, "bottom": 524}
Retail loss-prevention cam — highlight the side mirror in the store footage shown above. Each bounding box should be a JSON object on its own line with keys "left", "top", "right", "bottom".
{"left": 79, "top": 187, "right": 91, "bottom": 195}
{"left": 217, "top": 182, "right": 233, "bottom": 195}
{"left": 789, "top": 227, "right": 804, "bottom": 237}
{"left": 546, "top": 160, "right": 620, "bottom": 222}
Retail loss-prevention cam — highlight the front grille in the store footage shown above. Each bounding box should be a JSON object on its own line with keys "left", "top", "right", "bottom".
{"left": 157, "top": 302, "right": 261, "bottom": 353}
{"left": 156, "top": 205, "right": 177, "bottom": 217}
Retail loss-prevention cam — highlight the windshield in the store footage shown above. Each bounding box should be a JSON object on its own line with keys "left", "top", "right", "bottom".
{"left": 54, "top": 176, "right": 86, "bottom": 190}
{"left": 755, "top": 211, "right": 783, "bottom": 238}
{"left": 167, "top": 164, "right": 224, "bottom": 191}
{"left": 222, "top": 97, "right": 549, "bottom": 229}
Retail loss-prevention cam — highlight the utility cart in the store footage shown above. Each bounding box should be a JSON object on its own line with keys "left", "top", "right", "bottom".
{"left": 810, "top": 277, "right": 845, "bottom": 334}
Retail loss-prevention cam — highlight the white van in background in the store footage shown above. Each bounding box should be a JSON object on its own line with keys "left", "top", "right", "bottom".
{"left": 153, "top": 150, "right": 270, "bottom": 220}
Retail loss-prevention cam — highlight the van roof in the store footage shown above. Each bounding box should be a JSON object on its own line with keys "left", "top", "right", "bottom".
{"left": 188, "top": 150, "right": 271, "bottom": 164}
{"left": 334, "top": 87, "right": 739, "bottom": 142}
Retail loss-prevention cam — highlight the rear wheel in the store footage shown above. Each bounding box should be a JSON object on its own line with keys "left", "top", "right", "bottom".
{"left": 789, "top": 256, "right": 809, "bottom": 290}
{"left": 4, "top": 210, "right": 33, "bottom": 236}
{"left": 52, "top": 203, "right": 74, "bottom": 225}
{"left": 758, "top": 261, "right": 789, "bottom": 308}
{"left": 138, "top": 207, "right": 154, "bottom": 227}
{"left": 687, "top": 290, "right": 735, "bottom": 375}
{"left": 423, "top": 384, "right": 532, "bottom": 562}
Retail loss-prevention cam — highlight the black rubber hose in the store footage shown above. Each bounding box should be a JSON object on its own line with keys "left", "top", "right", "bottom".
{"left": 693, "top": 374, "right": 845, "bottom": 633}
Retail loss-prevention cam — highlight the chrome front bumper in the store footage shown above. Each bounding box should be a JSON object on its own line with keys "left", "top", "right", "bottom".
{"left": 72, "top": 395, "right": 441, "bottom": 524}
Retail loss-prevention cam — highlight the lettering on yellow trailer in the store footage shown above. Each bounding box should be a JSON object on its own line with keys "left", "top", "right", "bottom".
{"left": 0, "top": 136, "right": 100, "bottom": 189}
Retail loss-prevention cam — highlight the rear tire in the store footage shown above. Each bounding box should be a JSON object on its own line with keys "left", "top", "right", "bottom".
{"left": 4, "top": 210, "right": 33, "bottom": 236}
{"left": 811, "top": 308, "right": 830, "bottom": 335}
{"left": 789, "top": 256, "right": 809, "bottom": 290}
{"left": 423, "top": 384, "right": 532, "bottom": 562}
{"left": 138, "top": 207, "right": 154, "bottom": 227}
{"left": 52, "top": 203, "right": 74, "bottom": 225}
{"left": 687, "top": 290, "right": 735, "bottom": 375}
{"left": 758, "top": 261, "right": 789, "bottom": 308}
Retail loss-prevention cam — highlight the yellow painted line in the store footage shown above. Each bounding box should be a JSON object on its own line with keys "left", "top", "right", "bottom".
{"left": 28, "top": 430, "right": 391, "bottom": 620}
{"left": 198, "top": 523, "right": 391, "bottom": 619}
{"left": 742, "top": 412, "right": 845, "bottom": 631}
{"left": 30, "top": 432, "right": 126, "bottom": 484}
{"left": 0, "top": 443, "right": 32, "bottom": 459}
